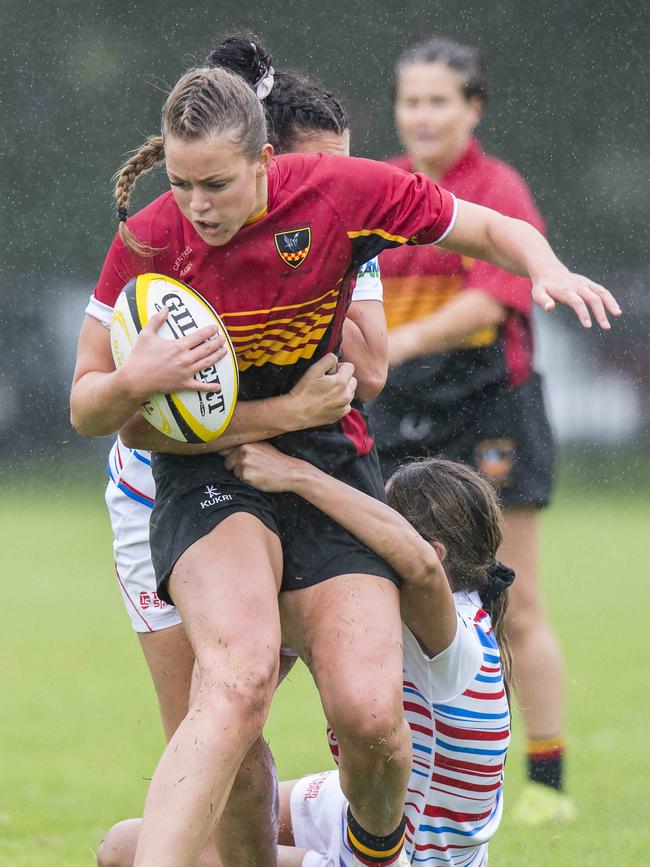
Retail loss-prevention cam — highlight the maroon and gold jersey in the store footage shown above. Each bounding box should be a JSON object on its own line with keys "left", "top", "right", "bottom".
{"left": 92, "top": 152, "right": 455, "bottom": 465}
{"left": 380, "top": 139, "right": 545, "bottom": 393}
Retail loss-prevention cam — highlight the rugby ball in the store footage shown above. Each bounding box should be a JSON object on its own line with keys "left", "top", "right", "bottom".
{"left": 110, "top": 273, "right": 238, "bottom": 443}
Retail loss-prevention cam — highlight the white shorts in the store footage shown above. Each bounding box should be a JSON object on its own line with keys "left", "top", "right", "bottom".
{"left": 105, "top": 481, "right": 181, "bottom": 633}
{"left": 290, "top": 771, "right": 351, "bottom": 867}
{"left": 290, "top": 771, "right": 490, "bottom": 867}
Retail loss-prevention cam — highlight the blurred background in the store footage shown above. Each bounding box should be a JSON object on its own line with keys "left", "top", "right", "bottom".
{"left": 1, "top": 1, "right": 648, "bottom": 865}
{"left": 1, "top": 0, "right": 648, "bottom": 463}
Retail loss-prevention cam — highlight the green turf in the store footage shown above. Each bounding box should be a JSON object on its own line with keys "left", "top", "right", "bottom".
{"left": 1, "top": 458, "right": 649, "bottom": 865}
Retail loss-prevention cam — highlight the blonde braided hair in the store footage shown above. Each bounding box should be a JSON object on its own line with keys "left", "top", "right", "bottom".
{"left": 112, "top": 67, "right": 267, "bottom": 256}
{"left": 113, "top": 135, "right": 165, "bottom": 256}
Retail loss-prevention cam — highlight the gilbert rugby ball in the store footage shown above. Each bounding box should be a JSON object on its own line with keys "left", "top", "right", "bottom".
{"left": 110, "top": 273, "right": 238, "bottom": 443}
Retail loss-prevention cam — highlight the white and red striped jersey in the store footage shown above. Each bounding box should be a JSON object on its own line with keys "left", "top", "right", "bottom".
{"left": 328, "top": 592, "right": 510, "bottom": 866}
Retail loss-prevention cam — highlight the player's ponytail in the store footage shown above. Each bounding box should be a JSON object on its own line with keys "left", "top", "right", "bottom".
{"left": 206, "top": 36, "right": 348, "bottom": 154}
{"left": 113, "top": 135, "right": 165, "bottom": 256}
{"left": 206, "top": 34, "right": 275, "bottom": 98}
{"left": 386, "top": 458, "right": 513, "bottom": 701}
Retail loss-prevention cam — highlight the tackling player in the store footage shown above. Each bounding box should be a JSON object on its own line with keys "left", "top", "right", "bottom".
{"left": 71, "top": 54, "right": 617, "bottom": 867}
{"left": 98, "top": 448, "right": 514, "bottom": 867}
{"left": 368, "top": 37, "right": 577, "bottom": 824}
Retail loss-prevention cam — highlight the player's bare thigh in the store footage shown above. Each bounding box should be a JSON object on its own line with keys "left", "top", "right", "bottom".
{"left": 280, "top": 573, "right": 404, "bottom": 732}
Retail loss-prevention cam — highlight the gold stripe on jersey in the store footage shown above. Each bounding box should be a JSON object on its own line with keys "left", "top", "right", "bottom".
{"left": 228, "top": 309, "right": 337, "bottom": 351}
{"left": 382, "top": 275, "right": 496, "bottom": 349}
{"left": 221, "top": 286, "right": 342, "bottom": 371}
{"left": 236, "top": 324, "right": 330, "bottom": 371}
{"left": 226, "top": 303, "right": 338, "bottom": 336}
{"left": 240, "top": 339, "right": 323, "bottom": 370}
{"left": 220, "top": 286, "right": 340, "bottom": 320}
{"left": 347, "top": 228, "right": 413, "bottom": 245}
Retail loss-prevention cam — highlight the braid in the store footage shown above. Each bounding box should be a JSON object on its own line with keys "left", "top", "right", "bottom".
{"left": 113, "top": 135, "right": 165, "bottom": 256}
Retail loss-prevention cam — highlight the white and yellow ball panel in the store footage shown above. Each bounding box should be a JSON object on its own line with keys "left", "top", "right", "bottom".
{"left": 110, "top": 273, "right": 239, "bottom": 443}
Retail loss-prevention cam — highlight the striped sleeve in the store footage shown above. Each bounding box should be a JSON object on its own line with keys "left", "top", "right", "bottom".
{"left": 403, "top": 614, "right": 483, "bottom": 704}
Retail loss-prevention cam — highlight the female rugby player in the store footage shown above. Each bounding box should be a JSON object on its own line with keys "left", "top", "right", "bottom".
{"left": 99, "top": 449, "right": 514, "bottom": 867}
{"left": 368, "top": 37, "right": 578, "bottom": 823}
{"left": 71, "top": 55, "right": 617, "bottom": 867}
{"left": 95, "top": 36, "right": 385, "bottom": 867}
{"left": 229, "top": 446, "right": 513, "bottom": 867}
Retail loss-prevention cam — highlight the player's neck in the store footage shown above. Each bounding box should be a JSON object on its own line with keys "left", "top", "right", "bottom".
{"left": 247, "top": 175, "right": 269, "bottom": 224}
{"left": 413, "top": 141, "right": 469, "bottom": 182}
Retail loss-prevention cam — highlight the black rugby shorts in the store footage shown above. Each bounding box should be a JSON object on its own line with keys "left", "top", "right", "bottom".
{"left": 149, "top": 448, "right": 399, "bottom": 605}
{"left": 376, "top": 373, "right": 554, "bottom": 509}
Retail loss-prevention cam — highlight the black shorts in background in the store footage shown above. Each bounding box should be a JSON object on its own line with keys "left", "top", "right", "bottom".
{"left": 374, "top": 373, "right": 554, "bottom": 510}
{"left": 149, "top": 448, "right": 399, "bottom": 605}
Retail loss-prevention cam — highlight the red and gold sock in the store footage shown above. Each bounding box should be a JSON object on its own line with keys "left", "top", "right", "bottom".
{"left": 527, "top": 736, "right": 566, "bottom": 791}
{"left": 346, "top": 807, "right": 406, "bottom": 865}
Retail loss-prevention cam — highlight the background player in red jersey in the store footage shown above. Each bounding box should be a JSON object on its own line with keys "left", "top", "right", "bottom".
{"left": 369, "top": 37, "right": 576, "bottom": 824}
{"left": 71, "top": 59, "right": 617, "bottom": 867}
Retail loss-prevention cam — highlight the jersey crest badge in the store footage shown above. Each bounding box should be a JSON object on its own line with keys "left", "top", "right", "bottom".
{"left": 274, "top": 227, "right": 311, "bottom": 269}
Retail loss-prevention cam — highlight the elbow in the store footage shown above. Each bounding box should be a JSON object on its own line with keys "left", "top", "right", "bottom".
{"left": 485, "top": 302, "right": 508, "bottom": 329}
{"left": 70, "top": 409, "right": 96, "bottom": 438}
{"left": 355, "top": 365, "right": 388, "bottom": 404}
{"left": 404, "top": 549, "right": 447, "bottom": 593}
{"left": 69, "top": 403, "right": 89, "bottom": 437}
{"left": 69, "top": 400, "right": 106, "bottom": 439}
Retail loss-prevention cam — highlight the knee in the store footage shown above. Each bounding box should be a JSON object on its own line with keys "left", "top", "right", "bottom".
{"left": 195, "top": 652, "right": 279, "bottom": 732}
{"left": 506, "top": 589, "right": 548, "bottom": 641}
{"left": 330, "top": 687, "right": 406, "bottom": 753}
{"left": 96, "top": 819, "right": 139, "bottom": 867}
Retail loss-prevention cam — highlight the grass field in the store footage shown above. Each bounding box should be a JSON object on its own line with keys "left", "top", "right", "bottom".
{"left": 1, "top": 452, "right": 649, "bottom": 865}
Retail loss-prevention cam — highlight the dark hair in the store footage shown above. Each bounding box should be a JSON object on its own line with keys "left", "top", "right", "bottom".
{"left": 206, "top": 34, "right": 348, "bottom": 154}
{"left": 395, "top": 37, "right": 488, "bottom": 104}
{"left": 386, "top": 458, "right": 512, "bottom": 697}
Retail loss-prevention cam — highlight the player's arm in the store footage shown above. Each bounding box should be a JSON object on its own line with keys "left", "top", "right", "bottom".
{"left": 341, "top": 300, "right": 388, "bottom": 401}
{"left": 70, "top": 312, "right": 225, "bottom": 437}
{"left": 225, "top": 443, "right": 457, "bottom": 658}
{"left": 439, "top": 199, "right": 621, "bottom": 329}
{"left": 119, "top": 354, "right": 357, "bottom": 454}
{"left": 387, "top": 291, "right": 506, "bottom": 366}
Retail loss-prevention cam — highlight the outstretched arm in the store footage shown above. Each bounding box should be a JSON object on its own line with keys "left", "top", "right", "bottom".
{"left": 225, "top": 443, "right": 457, "bottom": 657}
{"left": 439, "top": 199, "right": 621, "bottom": 330}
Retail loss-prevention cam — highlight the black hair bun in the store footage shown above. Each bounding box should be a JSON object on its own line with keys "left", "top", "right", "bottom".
{"left": 206, "top": 34, "right": 273, "bottom": 89}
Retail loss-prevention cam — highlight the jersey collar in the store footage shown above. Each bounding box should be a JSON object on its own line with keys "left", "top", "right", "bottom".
{"left": 442, "top": 138, "right": 483, "bottom": 185}
{"left": 244, "top": 203, "right": 268, "bottom": 225}
{"left": 394, "top": 137, "right": 483, "bottom": 183}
